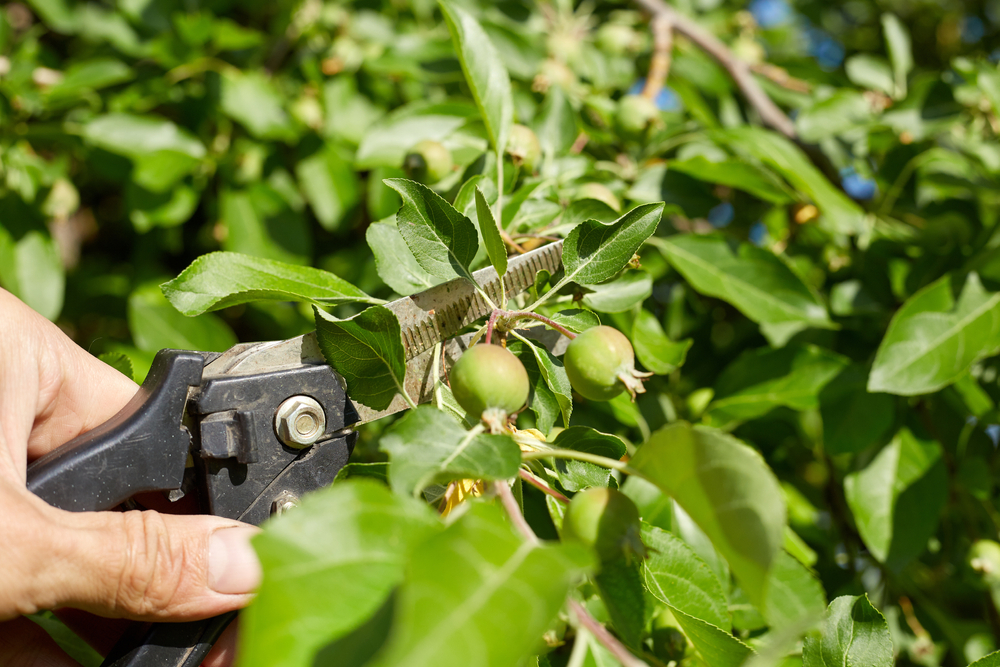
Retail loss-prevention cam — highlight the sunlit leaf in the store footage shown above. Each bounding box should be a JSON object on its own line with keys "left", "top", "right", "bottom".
{"left": 632, "top": 309, "right": 691, "bottom": 375}
{"left": 641, "top": 524, "right": 730, "bottom": 629}
{"left": 802, "top": 595, "right": 892, "bottom": 667}
{"left": 630, "top": 422, "right": 786, "bottom": 608}
{"left": 475, "top": 187, "right": 508, "bottom": 278}
{"left": 704, "top": 344, "right": 849, "bottom": 428}
{"left": 651, "top": 234, "right": 834, "bottom": 346}
{"left": 439, "top": 1, "right": 513, "bottom": 153}
{"left": 365, "top": 502, "right": 592, "bottom": 667}
{"left": 380, "top": 406, "right": 521, "bottom": 497}
{"left": 562, "top": 203, "right": 664, "bottom": 286}
{"left": 869, "top": 272, "right": 1000, "bottom": 395}
{"left": 240, "top": 480, "right": 442, "bottom": 667}
{"left": 385, "top": 178, "right": 479, "bottom": 285}
{"left": 844, "top": 428, "right": 947, "bottom": 569}
{"left": 162, "top": 252, "right": 379, "bottom": 316}
{"left": 314, "top": 305, "right": 407, "bottom": 412}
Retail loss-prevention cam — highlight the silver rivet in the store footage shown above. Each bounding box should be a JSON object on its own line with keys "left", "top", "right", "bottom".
{"left": 271, "top": 490, "right": 300, "bottom": 516}
{"left": 274, "top": 395, "right": 326, "bottom": 448}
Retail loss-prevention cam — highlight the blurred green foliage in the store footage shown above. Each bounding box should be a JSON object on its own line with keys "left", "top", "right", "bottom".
{"left": 8, "top": 0, "right": 1000, "bottom": 665}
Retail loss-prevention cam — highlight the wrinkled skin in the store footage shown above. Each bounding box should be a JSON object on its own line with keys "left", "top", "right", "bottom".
{"left": 0, "top": 289, "right": 260, "bottom": 666}
{"left": 450, "top": 344, "right": 529, "bottom": 421}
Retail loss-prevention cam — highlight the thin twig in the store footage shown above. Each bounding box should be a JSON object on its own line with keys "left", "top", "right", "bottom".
{"left": 494, "top": 481, "right": 539, "bottom": 544}
{"left": 642, "top": 13, "right": 674, "bottom": 102}
{"left": 485, "top": 309, "right": 502, "bottom": 345}
{"left": 494, "top": 477, "right": 647, "bottom": 667}
{"left": 504, "top": 310, "right": 577, "bottom": 340}
{"left": 751, "top": 63, "right": 811, "bottom": 94}
{"left": 519, "top": 469, "right": 571, "bottom": 504}
{"left": 632, "top": 0, "right": 797, "bottom": 139}
{"left": 568, "top": 599, "right": 650, "bottom": 667}
{"left": 521, "top": 448, "right": 639, "bottom": 476}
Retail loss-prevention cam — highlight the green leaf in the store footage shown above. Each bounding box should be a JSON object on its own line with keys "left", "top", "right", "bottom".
{"left": 220, "top": 70, "right": 294, "bottom": 141}
{"left": 127, "top": 182, "right": 200, "bottom": 232}
{"left": 97, "top": 352, "right": 134, "bottom": 382}
{"left": 355, "top": 101, "right": 478, "bottom": 169}
{"left": 802, "top": 595, "right": 893, "bottom": 667}
{"left": 510, "top": 340, "right": 561, "bottom": 435}
{"left": 710, "top": 128, "right": 867, "bottom": 236}
{"left": 240, "top": 480, "right": 442, "bottom": 667}
{"left": 511, "top": 333, "right": 572, "bottom": 427}
{"left": 132, "top": 151, "right": 202, "bottom": 192}
{"left": 594, "top": 557, "right": 645, "bottom": 649}
{"left": 882, "top": 13, "right": 913, "bottom": 98}
{"left": 28, "top": 612, "right": 103, "bottom": 667}
{"left": 314, "top": 305, "right": 407, "bottom": 412}
{"left": 550, "top": 426, "right": 627, "bottom": 492}
{"left": 669, "top": 156, "right": 792, "bottom": 205}
{"left": 650, "top": 235, "right": 834, "bottom": 346}
{"left": 844, "top": 428, "right": 947, "bottom": 569}
{"left": 384, "top": 178, "right": 479, "bottom": 285}
{"left": 671, "top": 605, "right": 753, "bottom": 667}
{"left": 81, "top": 114, "right": 205, "bottom": 159}
{"left": 475, "top": 187, "right": 508, "bottom": 277}
{"left": 127, "top": 284, "right": 237, "bottom": 353}
{"left": 550, "top": 309, "right": 601, "bottom": 334}
{"left": 366, "top": 502, "right": 592, "bottom": 667}
{"left": 641, "top": 524, "right": 730, "bottom": 629}
{"left": 439, "top": 1, "right": 513, "bottom": 153}
{"left": 868, "top": 273, "right": 1000, "bottom": 395}
{"left": 704, "top": 344, "right": 849, "bottom": 428}
{"left": 45, "top": 58, "right": 132, "bottom": 101}
{"left": 819, "top": 365, "right": 896, "bottom": 455}
{"left": 796, "top": 90, "right": 874, "bottom": 142}
{"left": 296, "top": 145, "right": 360, "bottom": 232}
{"left": 366, "top": 220, "right": 436, "bottom": 296}
{"left": 533, "top": 85, "right": 577, "bottom": 160}
{"left": 562, "top": 203, "right": 664, "bottom": 285}
{"left": 0, "top": 224, "right": 64, "bottom": 321}
{"left": 162, "top": 252, "right": 379, "bottom": 316}
{"left": 763, "top": 551, "right": 826, "bottom": 630}
{"left": 971, "top": 651, "right": 1000, "bottom": 667}
{"left": 380, "top": 406, "right": 521, "bottom": 496}
{"left": 632, "top": 309, "right": 691, "bottom": 375}
{"left": 630, "top": 422, "right": 786, "bottom": 607}
{"left": 581, "top": 271, "right": 653, "bottom": 313}
{"left": 844, "top": 55, "right": 895, "bottom": 96}
{"left": 221, "top": 185, "right": 311, "bottom": 265}
{"left": 622, "top": 477, "right": 673, "bottom": 531}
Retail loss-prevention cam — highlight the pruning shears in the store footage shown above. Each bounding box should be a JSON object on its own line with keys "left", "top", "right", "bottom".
{"left": 25, "top": 240, "right": 563, "bottom": 667}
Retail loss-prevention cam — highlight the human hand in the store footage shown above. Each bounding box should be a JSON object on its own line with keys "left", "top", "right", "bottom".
{"left": 0, "top": 289, "right": 262, "bottom": 666}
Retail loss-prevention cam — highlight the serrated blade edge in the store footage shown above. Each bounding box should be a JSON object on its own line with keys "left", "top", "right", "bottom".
{"left": 387, "top": 240, "right": 563, "bottom": 360}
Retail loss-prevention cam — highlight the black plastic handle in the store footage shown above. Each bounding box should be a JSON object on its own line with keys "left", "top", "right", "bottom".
{"left": 101, "top": 613, "right": 237, "bottom": 667}
{"left": 25, "top": 349, "right": 221, "bottom": 667}
{"left": 27, "top": 350, "right": 205, "bottom": 511}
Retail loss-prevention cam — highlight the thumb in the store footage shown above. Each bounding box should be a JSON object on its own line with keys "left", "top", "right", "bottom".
{"left": 29, "top": 496, "right": 262, "bottom": 621}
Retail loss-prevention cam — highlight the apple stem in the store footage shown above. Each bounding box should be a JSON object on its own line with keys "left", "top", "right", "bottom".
{"left": 485, "top": 309, "right": 577, "bottom": 345}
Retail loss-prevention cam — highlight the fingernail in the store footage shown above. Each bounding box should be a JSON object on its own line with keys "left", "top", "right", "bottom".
{"left": 209, "top": 527, "right": 262, "bottom": 595}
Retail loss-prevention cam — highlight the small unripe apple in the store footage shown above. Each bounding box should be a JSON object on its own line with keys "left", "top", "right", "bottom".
{"left": 403, "top": 139, "right": 453, "bottom": 184}
{"left": 450, "top": 344, "right": 529, "bottom": 423}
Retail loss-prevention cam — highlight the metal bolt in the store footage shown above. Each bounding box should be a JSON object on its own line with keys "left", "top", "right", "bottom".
{"left": 275, "top": 395, "right": 326, "bottom": 448}
{"left": 271, "top": 490, "right": 300, "bottom": 516}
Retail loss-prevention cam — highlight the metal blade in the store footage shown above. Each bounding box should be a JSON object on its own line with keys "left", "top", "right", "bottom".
{"left": 388, "top": 239, "right": 563, "bottom": 361}
{"left": 202, "top": 240, "right": 564, "bottom": 424}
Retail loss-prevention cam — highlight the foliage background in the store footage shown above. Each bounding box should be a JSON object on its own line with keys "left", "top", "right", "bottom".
{"left": 7, "top": 0, "right": 1000, "bottom": 665}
